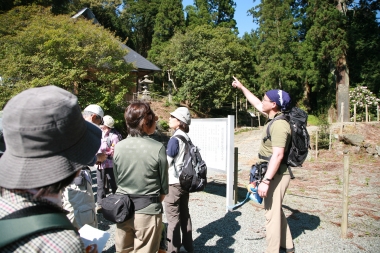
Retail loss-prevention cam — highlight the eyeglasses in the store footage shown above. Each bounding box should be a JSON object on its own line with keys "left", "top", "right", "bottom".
{"left": 262, "top": 98, "right": 274, "bottom": 103}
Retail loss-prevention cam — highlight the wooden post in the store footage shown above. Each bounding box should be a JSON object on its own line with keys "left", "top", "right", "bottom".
{"left": 365, "top": 104, "right": 368, "bottom": 123}
{"left": 315, "top": 130, "right": 318, "bottom": 160}
{"left": 354, "top": 104, "right": 356, "bottom": 125}
{"left": 329, "top": 129, "right": 332, "bottom": 151}
{"left": 340, "top": 102, "right": 344, "bottom": 135}
{"left": 233, "top": 147, "right": 238, "bottom": 204}
{"left": 341, "top": 151, "right": 350, "bottom": 238}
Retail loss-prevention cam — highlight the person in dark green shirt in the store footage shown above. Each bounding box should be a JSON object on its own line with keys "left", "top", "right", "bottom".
{"left": 113, "top": 101, "right": 169, "bottom": 253}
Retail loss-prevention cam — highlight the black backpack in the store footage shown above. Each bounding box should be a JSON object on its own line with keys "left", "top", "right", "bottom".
{"left": 262, "top": 107, "right": 310, "bottom": 168}
{"left": 174, "top": 135, "right": 207, "bottom": 192}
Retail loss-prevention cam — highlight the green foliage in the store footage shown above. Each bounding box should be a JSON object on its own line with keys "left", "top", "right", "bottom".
{"left": 149, "top": 0, "right": 185, "bottom": 62}
{"left": 307, "top": 115, "right": 320, "bottom": 126}
{"left": 0, "top": 5, "right": 134, "bottom": 127}
{"left": 157, "top": 119, "right": 169, "bottom": 131}
{"left": 185, "top": 0, "right": 237, "bottom": 32}
{"left": 120, "top": 0, "right": 160, "bottom": 57}
{"left": 155, "top": 25, "right": 255, "bottom": 112}
{"left": 346, "top": 1, "right": 380, "bottom": 97}
{"left": 251, "top": 0, "right": 304, "bottom": 99}
{"left": 349, "top": 86, "right": 380, "bottom": 121}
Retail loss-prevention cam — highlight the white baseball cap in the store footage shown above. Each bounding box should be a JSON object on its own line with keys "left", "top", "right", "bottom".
{"left": 103, "top": 115, "right": 115, "bottom": 128}
{"left": 84, "top": 104, "right": 104, "bottom": 118}
{"left": 170, "top": 107, "right": 191, "bottom": 125}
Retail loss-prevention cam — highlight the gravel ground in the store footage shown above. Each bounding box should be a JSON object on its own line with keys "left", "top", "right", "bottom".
{"left": 91, "top": 126, "right": 380, "bottom": 253}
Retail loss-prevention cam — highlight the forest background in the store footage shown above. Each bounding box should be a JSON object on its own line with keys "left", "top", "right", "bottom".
{"left": 0, "top": 0, "right": 379, "bottom": 131}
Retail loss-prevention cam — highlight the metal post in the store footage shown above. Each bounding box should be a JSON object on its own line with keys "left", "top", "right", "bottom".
{"left": 341, "top": 151, "right": 350, "bottom": 238}
{"left": 226, "top": 115, "right": 235, "bottom": 212}
{"left": 233, "top": 147, "right": 238, "bottom": 204}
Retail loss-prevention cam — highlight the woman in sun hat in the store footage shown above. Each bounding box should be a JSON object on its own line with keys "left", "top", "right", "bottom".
{"left": 164, "top": 107, "right": 194, "bottom": 253}
{"left": 95, "top": 115, "right": 120, "bottom": 213}
{"left": 0, "top": 86, "right": 102, "bottom": 252}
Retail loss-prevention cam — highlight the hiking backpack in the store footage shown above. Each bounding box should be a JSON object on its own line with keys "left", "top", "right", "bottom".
{"left": 174, "top": 135, "right": 207, "bottom": 192}
{"left": 106, "top": 129, "right": 123, "bottom": 147}
{"left": 262, "top": 106, "right": 310, "bottom": 168}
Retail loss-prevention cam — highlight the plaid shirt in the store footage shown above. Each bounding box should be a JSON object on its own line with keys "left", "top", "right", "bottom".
{"left": 98, "top": 131, "right": 120, "bottom": 169}
{"left": 0, "top": 188, "right": 84, "bottom": 252}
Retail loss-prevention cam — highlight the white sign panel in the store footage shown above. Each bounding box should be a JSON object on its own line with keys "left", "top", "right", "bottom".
{"left": 188, "top": 118, "right": 228, "bottom": 172}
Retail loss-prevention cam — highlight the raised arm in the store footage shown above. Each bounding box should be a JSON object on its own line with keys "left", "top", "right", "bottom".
{"left": 232, "top": 76, "right": 266, "bottom": 116}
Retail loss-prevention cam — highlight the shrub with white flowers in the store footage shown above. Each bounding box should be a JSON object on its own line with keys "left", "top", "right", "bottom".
{"left": 349, "top": 86, "right": 380, "bottom": 121}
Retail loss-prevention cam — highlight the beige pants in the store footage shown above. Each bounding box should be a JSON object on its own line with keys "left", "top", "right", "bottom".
{"left": 264, "top": 173, "right": 293, "bottom": 253}
{"left": 115, "top": 213, "right": 162, "bottom": 253}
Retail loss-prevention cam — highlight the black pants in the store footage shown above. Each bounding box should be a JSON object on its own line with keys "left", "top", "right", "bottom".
{"left": 96, "top": 167, "right": 117, "bottom": 205}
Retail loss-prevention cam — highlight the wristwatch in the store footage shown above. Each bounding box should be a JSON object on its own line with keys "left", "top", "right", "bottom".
{"left": 263, "top": 177, "right": 272, "bottom": 182}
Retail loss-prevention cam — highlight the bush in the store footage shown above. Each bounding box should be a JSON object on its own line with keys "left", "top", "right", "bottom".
{"left": 157, "top": 120, "right": 169, "bottom": 131}
{"left": 307, "top": 115, "right": 320, "bottom": 126}
{"left": 350, "top": 86, "right": 380, "bottom": 121}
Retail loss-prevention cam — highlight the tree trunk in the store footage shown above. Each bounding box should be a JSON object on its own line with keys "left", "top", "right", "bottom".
{"left": 335, "top": 0, "right": 350, "bottom": 122}
{"left": 335, "top": 56, "right": 350, "bottom": 122}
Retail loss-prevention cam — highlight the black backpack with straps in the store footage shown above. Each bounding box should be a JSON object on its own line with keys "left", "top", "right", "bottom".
{"left": 261, "top": 106, "right": 310, "bottom": 170}
{"left": 174, "top": 135, "right": 207, "bottom": 193}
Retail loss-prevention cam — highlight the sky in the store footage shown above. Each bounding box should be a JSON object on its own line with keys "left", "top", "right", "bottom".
{"left": 182, "top": 0, "right": 259, "bottom": 37}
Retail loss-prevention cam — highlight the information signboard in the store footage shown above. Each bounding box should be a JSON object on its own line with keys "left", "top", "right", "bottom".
{"left": 188, "top": 118, "right": 228, "bottom": 172}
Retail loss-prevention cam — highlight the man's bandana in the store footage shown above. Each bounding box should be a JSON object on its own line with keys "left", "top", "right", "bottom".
{"left": 265, "top": 89, "right": 291, "bottom": 111}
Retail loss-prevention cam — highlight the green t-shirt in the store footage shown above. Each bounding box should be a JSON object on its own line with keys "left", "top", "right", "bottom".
{"left": 258, "top": 113, "right": 291, "bottom": 174}
{"left": 113, "top": 135, "right": 169, "bottom": 214}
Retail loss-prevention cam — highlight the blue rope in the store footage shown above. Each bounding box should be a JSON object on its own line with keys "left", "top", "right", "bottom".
{"left": 228, "top": 186, "right": 262, "bottom": 211}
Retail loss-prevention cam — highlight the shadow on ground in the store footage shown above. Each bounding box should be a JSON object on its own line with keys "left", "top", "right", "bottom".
{"left": 194, "top": 211, "right": 242, "bottom": 253}
{"left": 283, "top": 205, "right": 321, "bottom": 239}
{"left": 205, "top": 180, "right": 247, "bottom": 201}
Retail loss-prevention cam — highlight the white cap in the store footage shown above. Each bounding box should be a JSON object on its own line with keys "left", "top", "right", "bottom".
{"left": 103, "top": 115, "right": 114, "bottom": 128}
{"left": 170, "top": 107, "right": 191, "bottom": 125}
{"left": 84, "top": 104, "right": 104, "bottom": 118}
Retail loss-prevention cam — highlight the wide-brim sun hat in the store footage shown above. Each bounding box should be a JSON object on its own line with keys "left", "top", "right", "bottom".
{"left": 0, "top": 86, "right": 102, "bottom": 189}
{"left": 170, "top": 107, "right": 191, "bottom": 125}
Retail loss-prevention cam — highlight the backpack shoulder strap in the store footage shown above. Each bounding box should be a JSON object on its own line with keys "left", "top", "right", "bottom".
{"left": 263, "top": 114, "right": 288, "bottom": 142}
{"left": 0, "top": 205, "right": 76, "bottom": 248}
{"left": 173, "top": 134, "right": 189, "bottom": 145}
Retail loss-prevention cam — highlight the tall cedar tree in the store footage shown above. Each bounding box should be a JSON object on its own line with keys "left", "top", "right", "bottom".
{"left": 185, "top": 0, "right": 237, "bottom": 31}
{"left": 346, "top": 0, "right": 380, "bottom": 97}
{"left": 149, "top": 0, "right": 185, "bottom": 62}
{"left": 121, "top": 0, "right": 160, "bottom": 57}
{"left": 250, "top": 0, "right": 303, "bottom": 101}
{"left": 298, "top": 0, "right": 348, "bottom": 113}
